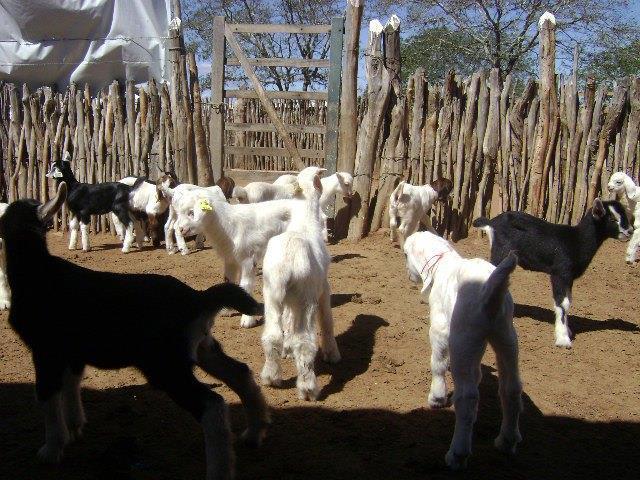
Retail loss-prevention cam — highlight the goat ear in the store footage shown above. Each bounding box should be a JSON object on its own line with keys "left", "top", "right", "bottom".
{"left": 592, "top": 198, "right": 606, "bottom": 219}
{"left": 313, "top": 174, "right": 323, "bottom": 192}
{"left": 38, "top": 182, "right": 67, "bottom": 222}
{"left": 62, "top": 151, "right": 71, "bottom": 162}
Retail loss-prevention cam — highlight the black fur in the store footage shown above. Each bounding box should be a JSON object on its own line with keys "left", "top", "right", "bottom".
{"left": 0, "top": 186, "right": 268, "bottom": 473}
{"left": 48, "top": 159, "right": 141, "bottom": 227}
{"left": 473, "top": 200, "right": 632, "bottom": 337}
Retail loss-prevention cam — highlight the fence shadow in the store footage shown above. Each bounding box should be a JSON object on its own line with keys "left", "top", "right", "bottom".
{"left": 514, "top": 303, "right": 639, "bottom": 335}
{"left": 2, "top": 363, "right": 637, "bottom": 480}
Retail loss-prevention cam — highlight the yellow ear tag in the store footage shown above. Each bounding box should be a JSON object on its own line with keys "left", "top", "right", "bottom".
{"left": 293, "top": 184, "right": 302, "bottom": 194}
{"left": 199, "top": 198, "right": 213, "bottom": 211}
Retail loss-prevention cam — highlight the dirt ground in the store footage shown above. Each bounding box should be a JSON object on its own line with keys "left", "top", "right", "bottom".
{"left": 1, "top": 229, "right": 639, "bottom": 480}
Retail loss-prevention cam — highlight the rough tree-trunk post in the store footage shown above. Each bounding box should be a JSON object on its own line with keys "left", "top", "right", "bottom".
{"left": 530, "top": 12, "right": 558, "bottom": 216}
{"left": 347, "top": 18, "right": 394, "bottom": 241}
{"left": 371, "top": 15, "right": 405, "bottom": 232}
{"left": 623, "top": 78, "right": 640, "bottom": 173}
{"left": 188, "top": 52, "right": 214, "bottom": 186}
{"left": 476, "top": 68, "right": 500, "bottom": 224}
{"left": 335, "top": 0, "right": 363, "bottom": 239}
{"left": 587, "top": 83, "right": 627, "bottom": 206}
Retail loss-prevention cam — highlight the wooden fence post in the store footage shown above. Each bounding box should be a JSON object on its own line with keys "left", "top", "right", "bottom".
{"left": 347, "top": 18, "right": 394, "bottom": 240}
{"left": 335, "top": 0, "right": 363, "bottom": 238}
{"left": 530, "top": 12, "right": 558, "bottom": 216}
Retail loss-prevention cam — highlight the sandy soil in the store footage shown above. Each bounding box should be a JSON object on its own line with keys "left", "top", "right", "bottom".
{"left": 1, "top": 230, "right": 639, "bottom": 480}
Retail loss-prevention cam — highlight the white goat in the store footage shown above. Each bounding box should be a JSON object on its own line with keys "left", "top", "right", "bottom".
{"left": 404, "top": 231, "right": 522, "bottom": 470}
{"left": 112, "top": 174, "right": 176, "bottom": 246}
{"left": 173, "top": 190, "right": 296, "bottom": 327}
{"left": 0, "top": 202, "right": 10, "bottom": 309}
{"left": 232, "top": 181, "right": 302, "bottom": 204}
{"left": 389, "top": 178, "right": 453, "bottom": 246}
{"left": 273, "top": 171, "right": 354, "bottom": 240}
{"left": 608, "top": 171, "right": 640, "bottom": 263}
{"left": 260, "top": 168, "right": 341, "bottom": 401}
{"left": 160, "top": 183, "right": 226, "bottom": 255}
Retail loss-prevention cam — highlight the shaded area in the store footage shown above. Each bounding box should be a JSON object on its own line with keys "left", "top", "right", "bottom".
{"left": 1, "top": 366, "right": 637, "bottom": 480}
{"left": 331, "top": 253, "right": 366, "bottom": 263}
{"left": 514, "top": 303, "right": 639, "bottom": 335}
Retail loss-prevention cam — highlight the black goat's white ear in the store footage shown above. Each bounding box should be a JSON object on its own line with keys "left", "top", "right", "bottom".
{"left": 38, "top": 182, "right": 67, "bottom": 222}
{"left": 592, "top": 198, "right": 606, "bottom": 219}
{"left": 62, "top": 151, "right": 71, "bottom": 162}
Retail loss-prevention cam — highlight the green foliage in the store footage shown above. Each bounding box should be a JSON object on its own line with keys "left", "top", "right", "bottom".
{"left": 583, "top": 39, "right": 640, "bottom": 84}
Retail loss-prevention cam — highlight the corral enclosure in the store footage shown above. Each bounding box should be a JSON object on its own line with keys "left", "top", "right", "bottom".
{"left": 0, "top": 8, "right": 639, "bottom": 240}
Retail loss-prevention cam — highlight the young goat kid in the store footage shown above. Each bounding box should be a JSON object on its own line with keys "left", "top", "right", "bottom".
{"left": 404, "top": 231, "right": 521, "bottom": 470}
{"left": 0, "top": 182, "right": 269, "bottom": 480}
{"left": 232, "top": 180, "right": 302, "bottom": 204}
{"left": 160, "top": 183, "right": 227, "bottom": 255}
{"left": 260, "top": 168, "right": 341, "bottom": 401}
{"left": 473, "top": 198, "right": 632, "bottom": 348}
{"left": 607, "top": 171, "right": 640, "bottom": 263}
{"left": 47, "top": 154, "right": 144, "bottom": 253}
{"left": 389, "top": 178, "right": 453, "bottom": 246}
{"left": 114, "top": 172, "right": 177, "bottom": 246}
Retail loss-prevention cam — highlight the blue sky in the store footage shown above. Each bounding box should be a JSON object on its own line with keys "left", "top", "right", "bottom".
{"left": 194, "top": 1, "right": 640, "bottom": 94}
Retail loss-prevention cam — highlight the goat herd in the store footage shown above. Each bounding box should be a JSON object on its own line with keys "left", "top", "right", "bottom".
{"left": 0, "top": 154, "right": 637, "bottom": 479}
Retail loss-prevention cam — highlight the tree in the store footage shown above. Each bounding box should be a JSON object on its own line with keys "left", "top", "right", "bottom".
{"left": 183, "top": 0, "right": 343, "bottom": 91}
{"left": 583, "top": 38, "right": 640, "bottom": 84}
{"left": 376, "top": 0, "right": 638, "bottom": 79}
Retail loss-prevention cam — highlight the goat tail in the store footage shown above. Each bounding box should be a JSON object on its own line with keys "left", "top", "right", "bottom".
{"left": 203, "top": 282, "right": 264, "bottom": 316}
{"left": 232, "top": 186, "right": 248, "bottom": 202}
{"left": 481, "top": 251, "right": 517, "bottom": 318}
{"left": 391, "top": 180, "right": 405, "bottom": 203}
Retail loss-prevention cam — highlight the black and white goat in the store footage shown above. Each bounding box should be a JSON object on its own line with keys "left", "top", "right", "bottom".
{"left": 0, "top": 182, "right": 269, "bottom": 480}
{"left": 46, "top": 154, "right": 144, "bottom": 253}
{"left": 473, "top": 199, "right": 632, "bottom": 348}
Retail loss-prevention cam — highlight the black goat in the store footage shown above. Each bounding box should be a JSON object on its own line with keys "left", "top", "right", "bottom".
{"left": 46, "top": 154, "right": 144, "bottom": 253}
{"left": 0, "top": 182, "right": 269, "bottom": 479}
{"left": 473, "top": 198, "right": 632, "bottom": 348}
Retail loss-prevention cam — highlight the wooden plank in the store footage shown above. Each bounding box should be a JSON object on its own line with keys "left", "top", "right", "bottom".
{"left": 226, "top": 146, "right": 325, "bottom": 158}
{"left": 224, "top": 22, "right": 305, "bottom": 170}
{"left": 324, "top": 16, "right": 345, "bottom": 218}
{"left": 226, "top": 57, "right": 330, "bottom": 68}
{"left": 225, "top": 89, "right": 328, "bottom": 100}
{"left": 225, "top": 168, "right": 299, "bottom": 186}
{"left": 225, "top": 122, "right": 326, "bottom": 134}
{"left": 229, "top": 24, "right": 331, "bottom": 34}
{"left": 209, "top": 16, "right": 226, "bottom": 181}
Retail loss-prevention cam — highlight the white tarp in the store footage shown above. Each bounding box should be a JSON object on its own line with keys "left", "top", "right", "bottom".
{"left": 0, "top": 0, "right": 172, "bottom": 90}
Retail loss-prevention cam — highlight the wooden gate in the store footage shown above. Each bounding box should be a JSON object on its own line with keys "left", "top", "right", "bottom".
{"left": 209, "top": 16, "right": 344, "bottom": 185}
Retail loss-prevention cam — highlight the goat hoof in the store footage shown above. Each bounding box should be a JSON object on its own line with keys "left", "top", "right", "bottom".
{"left": 239, "top": 426, "right": 268, "bottom": 449}
{"left": 240, "top": 315, "right": 259, "bottom": 328}
{"left": 322, "top": 348, "right": 341, "bottom": 364}
{"left": 445, "top": 450, "right": 468, "bottom": 470}
{"left": 82, "top": 248, "right": 91, "bottom": 253}
{"left": 0, "top": 300, "right": 10, "bottom": 310}
{"left": 297, "top": 386, "right": 319, "bottom": 402}
{"left": 494, "top": 433, "right": 521, "bottom": 454}
{"left": 554, "top": 337, "right": 572, "bottom": 349}
{"left": 121, "top": 247, "right": 131, "bottom": 254}
{"left": 37, "top": 444, "right": 64, "bottom": 464}
{"left": 260, "top": 374, "right": 282, "bottom": 388}
{"left": 427, "top": 394, "right": 449, "bottom": 409}
{"left": 180, "top": 248, "right": 190, "bottom": 256}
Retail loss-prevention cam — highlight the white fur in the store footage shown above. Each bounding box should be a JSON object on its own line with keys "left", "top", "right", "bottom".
{"left": 389, "top": 181, "right": 439, "bottom": 245}
{"left": 112, "top": 176, "right": 174, "bottom": 245}
{"left": 232, "top": 181, "right": 302, "bottom": 204}
{"left": 404, "top": 231, "right": 522, "bottom": 470}
{"left": 272, "top": 171, "right": 353, "bottom": 241}
{"left": 260, "top": 168, "right": 341, "bottom": 400}
{"left": 608, "top": 171, "right": 640, "bottom": 263}
{"left": 272, "top": 174, "right": 298, "bottom": 185}
{"left": 172, "top": 189, "right": 299, "bottom": 328}
{"left": 0, "top": 203, "right": 10, "bottom": 309}
{"left": 161, "top": 183, "right": 226, "bottom": 255}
